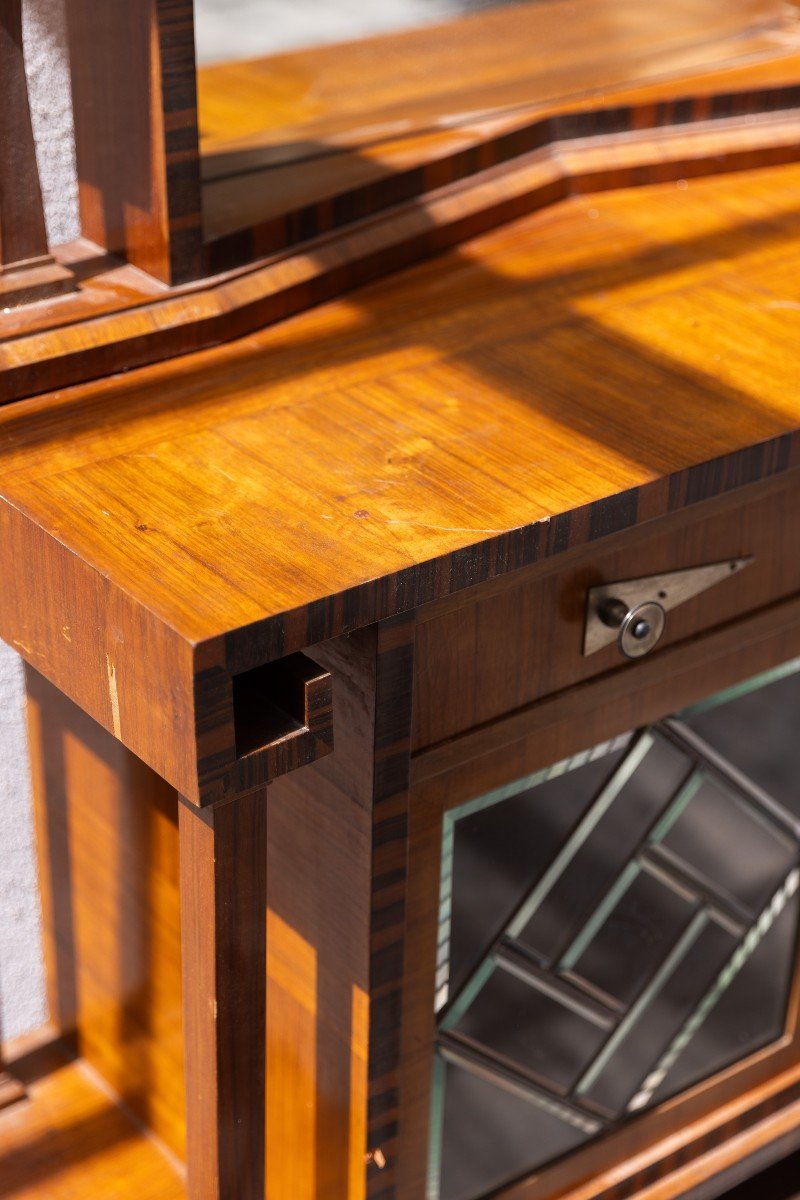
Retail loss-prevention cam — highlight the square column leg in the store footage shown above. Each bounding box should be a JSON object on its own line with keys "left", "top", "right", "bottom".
{"left": 180, "top": 792, "right": 268, "bottom": 1200}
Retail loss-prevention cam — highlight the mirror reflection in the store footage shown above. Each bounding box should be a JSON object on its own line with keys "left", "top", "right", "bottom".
{"left": 194, "top": 0, "right": 513, "bottom": 63}
{"left": 191, "top": 0, "right": 800, "bottom": 275}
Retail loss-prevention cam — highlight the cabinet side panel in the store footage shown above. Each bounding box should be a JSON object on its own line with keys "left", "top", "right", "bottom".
{"left": 26, "top": 665, "right": 186, "bottom": 1161}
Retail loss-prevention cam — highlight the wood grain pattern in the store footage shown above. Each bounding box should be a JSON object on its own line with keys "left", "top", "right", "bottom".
{"left": 264, "top": 630, "right": 376, "bottom": 1200}
{"left": 4, "top": 81, "right": 800, "bottom": 400}
{"left": 5, "top": 162, "right": 800, "bottom": 799}
{"left": 66, "top": 0, "right": 203, "bottom": 285}
{"left": 197, "top": 0, "right": 800, "bottom": 278}
{"left": 412, "top": 471, "right": 800, "bottom": 750}
{"left": 367, "top": 615, "right": 416, "bottom": 1200}
{"left": 0, "top": 1030, "right": 185, "bottom": 1199}
{"left": 413, "top": 589, "right": 800, "bottom": 803}
{"left": 26, "top": 666, "right": 186, "bottom": 1160}
{"left": 0, "top": 0, "right": 47, "bottom": 271}
{"left": 180, "top": 791, "right": 267, "bottom": 1200}
{"left": 198, "top": 0, "right": 800, "bottom": 142}
{"left": 4, "top": 0, "right": 800, "bottom": 396}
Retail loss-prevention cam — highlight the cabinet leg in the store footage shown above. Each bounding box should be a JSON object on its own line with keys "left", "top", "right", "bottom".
{"left": 180, "top": 793, "right": 268, "bottom": 1200}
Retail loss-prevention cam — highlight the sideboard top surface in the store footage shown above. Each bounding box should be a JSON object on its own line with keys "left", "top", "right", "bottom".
{"left": 4, "top": 157, "right": 800, "bottom": 798}
{"left": 4, "top": 160, "right": 800, "bottom": 653}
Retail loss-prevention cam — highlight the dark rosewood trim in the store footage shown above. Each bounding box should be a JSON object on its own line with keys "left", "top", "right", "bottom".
{"left": 66, "top": 0, "right": 202, "bottom": 287}
{"left": 218, "top": 439, "right": 798, "bottom": 678}
{"left": 3, "top": 83, "right": 800, "bottom": 402}
{"left": 180, "top": 791, "right": 268, "bottom": 1199}
{"left": 500, "top": 1079, "right": 800, "bottom": 1200}
{"left": 204, "top": 84, "right": 800, "bottom": 272}
{"left": 368, "top": 614, "right": 416, "bottom": 1200}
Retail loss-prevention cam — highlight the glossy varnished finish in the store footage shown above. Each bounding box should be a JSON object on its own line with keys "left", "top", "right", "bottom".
{"left": 263, "top": 629, "right": 376, "bottom": 1200}
{"left": 0, "top": 1031, "right": 184, "bottom": 1199}
{"left": 0, "top": 0, "right": 48, "bottom": 271}
{"left": 26, "top": 668, "right": 186, "bottom": 1160}
{"left": 197, "top": 0, "right": 800, "bottom": 264}
{"left": 197, "top": 0, "right": 800, "bottom": 148}
{"left": 180, "top": 792, "right": 267, "bottom": 1200}
{"left": 412, "top": 473, "right": 800, "bottom": 751}
{"left": 6, "top": 10, "right": 800, "bottom": 1200}
{"left": 4, "top": 0, "right": 800, "bottom": 399}
{"left": 4, "top": 164, "right": 800, "bottom": 803}
{"left": 66, "top": 0, "right": 203, "bottom": 285}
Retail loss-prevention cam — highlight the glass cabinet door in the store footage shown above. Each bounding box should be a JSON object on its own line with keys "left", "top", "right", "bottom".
{"left": 429, "top": 658, "right": 800, "bottom": 1200}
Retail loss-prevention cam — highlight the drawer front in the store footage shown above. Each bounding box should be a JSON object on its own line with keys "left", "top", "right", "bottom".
{"left": 412, "top": 473, "right": 800, "bottom": 751}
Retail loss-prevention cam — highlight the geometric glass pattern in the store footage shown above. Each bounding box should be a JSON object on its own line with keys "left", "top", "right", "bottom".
{"left": 429, "top": 658, "right": 800, "bottom": 1200}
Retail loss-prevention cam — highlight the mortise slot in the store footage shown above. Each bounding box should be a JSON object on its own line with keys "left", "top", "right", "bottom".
{"left": 233, "top": 651, "right": 332, "bottom": 758}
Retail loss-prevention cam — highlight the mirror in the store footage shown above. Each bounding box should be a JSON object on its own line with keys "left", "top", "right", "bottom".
{"left": 191, "top": 0, "right": 800, "bottom": 273}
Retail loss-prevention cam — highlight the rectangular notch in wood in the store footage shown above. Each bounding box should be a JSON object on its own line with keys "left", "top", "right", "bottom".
{"left": 233, "top": 651, "right": 333, "bottom": 770}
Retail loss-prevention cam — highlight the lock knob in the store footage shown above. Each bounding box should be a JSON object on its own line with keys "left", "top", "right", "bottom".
{"left": 599, "top": 598, "right": 666, "bottom": 660}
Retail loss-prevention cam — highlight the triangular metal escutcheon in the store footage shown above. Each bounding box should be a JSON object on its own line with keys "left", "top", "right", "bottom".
{"left": 583, "top": 557, "right": 754, "bottom": 656}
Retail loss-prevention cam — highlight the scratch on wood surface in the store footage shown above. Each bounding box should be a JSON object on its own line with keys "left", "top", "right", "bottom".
{"left": 106, "top": 655, "right": 121, "bottom": 740}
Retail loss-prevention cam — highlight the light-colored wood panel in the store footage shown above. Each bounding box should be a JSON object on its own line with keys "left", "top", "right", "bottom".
{"left": 26, "top": 669, "right": 186, "bottom": 1161}
{"left": 0, "top": 1032, "right": 184, "bottom": 1200}
{"left": 197, "top": 0, "right": 800, "bottom": 147}
{"left": 6, "top": 165, "right": 800, "bottom": 645}
{"left": 6, "top": 161, "right": 800, "bottom": 798}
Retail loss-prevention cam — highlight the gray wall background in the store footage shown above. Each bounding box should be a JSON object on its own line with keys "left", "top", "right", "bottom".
{"left": 2, "top": 0, "right": 503, "bottom": 1041}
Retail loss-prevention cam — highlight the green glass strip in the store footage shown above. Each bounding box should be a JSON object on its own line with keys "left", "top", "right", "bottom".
{"left": 679, "top": 656, "right": 800, "bottom": 721}
{"left": 434, "top": 731, "right": 632, "bottom": 1012}
{"left": 557, "top": 768, "right": 701, "bottom": 976}
{"left": 627, "top": 866, "right": 800, "bottom": 1112}
{"left": 426, "top": 1053, "right": 447, "bottom": 1200}
{"left": 506, "top": 732, "right": 655, "bottom": 940}
{"left": 576, "top": 907, "right": 709, "bottom": 1097}
{"left": 437, "top": 1040, "right": 603, "bottom": 1135}
{"left": 647, "top": 769, "right": 705, "bottom": 843}
{"left": 444, "top": 732, "right": 633, "bottom": 831}
{"left": 559, "top": 860, "right": 641, "bottom": 973}
{"left": 439, "top": 957, "right": 498, "bottom": 1032}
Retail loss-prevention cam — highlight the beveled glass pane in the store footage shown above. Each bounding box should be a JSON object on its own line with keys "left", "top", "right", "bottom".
{"left": 516, "top": 735, "right": 690, "bottom": 961}
{"left": 581, "top": 917, "right": 737, "bottom": 1116}
{"left": 652, "top": 885, "right": 800, "bottom": 1105}
{"left": 435, "top": 1054, "right": 595, "bottom": 1200}
{"left": 445, "top": 740, "right": 629, "bottom": 998}
{"left": 662, "top": 777, "right": 795, "bottom": 912}
{"left": 432, "top": 658, "right": 800, "bottom": 1199}
{"left": 567, "top": 866, "right": 697, "bottom": 1008}
{"left": 453, "top": 960, "right": 608, "bottom": 1090}
{"left": 682, "top": 658, "right": 800, "bottom": 821}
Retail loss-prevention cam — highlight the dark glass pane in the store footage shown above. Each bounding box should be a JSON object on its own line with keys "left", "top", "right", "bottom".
{"left": 683, "top": 663, "right": 800, "bottom": 820}
{"left": 437, "top": 1056, "right": 594, "bottom": 1200}
{"left": 662, "top": 778, "right": 794, "bottom": 912}
{"left": 454, "top": 962, "right": 608, "bottom": 1090}
{"left": 447, "top": 746, "right": 627, "bottom": 994}
{"left": 569, "top": 868, "right": 697, "bottom": 1008}
{"left": 653, "top": 888, "right": 799, "bottom": 1105}
{"left": 516, "top": 735, "right": 690, "bottom": 961}
{"left": 583, "top": 918, "right": 736, "bottom": 1116}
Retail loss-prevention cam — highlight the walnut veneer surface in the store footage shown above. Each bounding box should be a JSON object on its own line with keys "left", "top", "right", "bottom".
{"left": 3, "top": 161, "right": 800, "bottom": 797}
{"left": 198, "top": 0, "right": 800, "bottom": 243}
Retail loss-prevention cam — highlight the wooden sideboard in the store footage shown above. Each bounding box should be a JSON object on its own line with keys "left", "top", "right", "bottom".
{"left": 4, "top": 2, "right": 800, "bottom": 1198}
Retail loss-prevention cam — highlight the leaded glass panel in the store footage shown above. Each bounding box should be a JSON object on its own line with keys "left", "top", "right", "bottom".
{"left": 429, "top": 657, "right": 800, "bottom": 1200}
